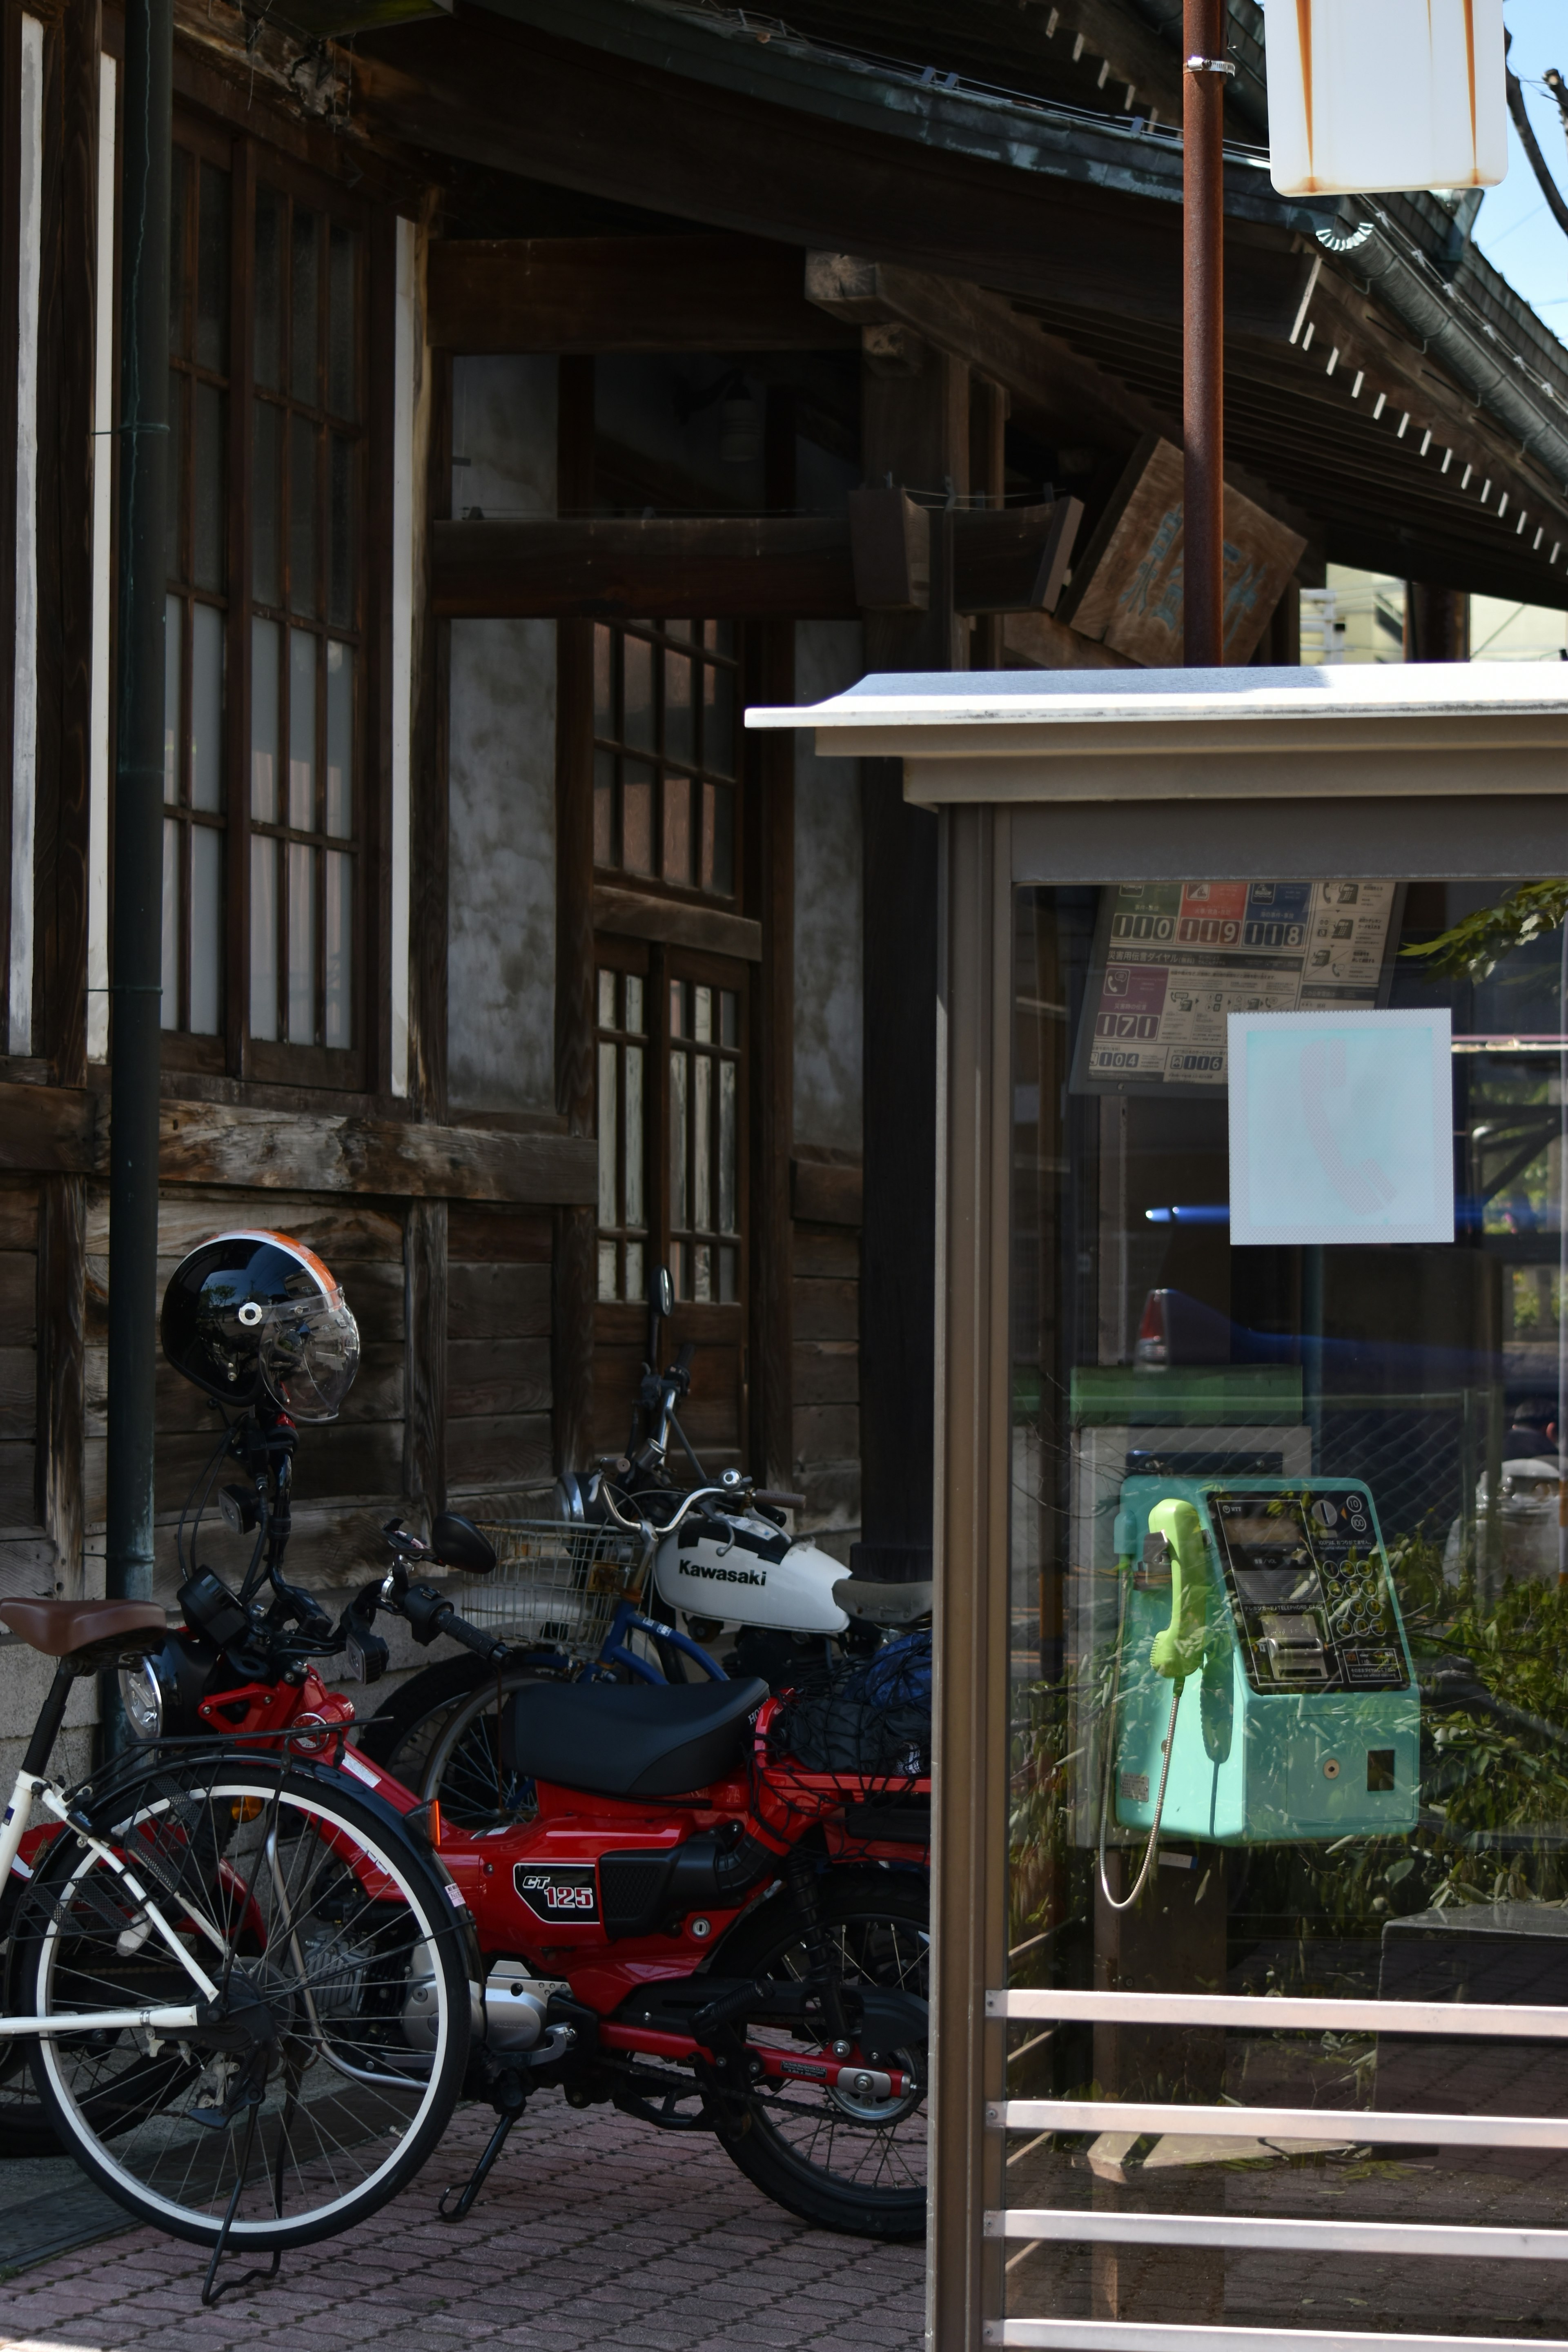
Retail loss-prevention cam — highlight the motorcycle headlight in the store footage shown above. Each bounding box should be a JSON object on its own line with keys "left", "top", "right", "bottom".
{"left": 118, "top": 1656, "right": 164, "bottom": 1742}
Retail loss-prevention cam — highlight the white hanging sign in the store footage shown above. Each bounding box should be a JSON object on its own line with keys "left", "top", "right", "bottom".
{"left": 1228, "top": 1008, "right": 1455, "bottom": 1247}
{"left": 1267, "top": 0, "right": 1508, "bottom": 198}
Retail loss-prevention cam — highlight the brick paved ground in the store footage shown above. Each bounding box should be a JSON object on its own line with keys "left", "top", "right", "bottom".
{"left": 0, "top": 2097, "right": 926, "bottom": 2352}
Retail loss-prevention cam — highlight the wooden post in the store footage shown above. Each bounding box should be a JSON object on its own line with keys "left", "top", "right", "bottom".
{"left": 1406, "top": 584, "right": 1470, "bottom": 661}
{"left": 1183, "top": 0, "right": 1225, "bottom": 668}
{"left": 856, "top": 344, "right": 967, "bottom": 1586}
{"left": 552, "top": 355, "right": 597, "bottom": 1475}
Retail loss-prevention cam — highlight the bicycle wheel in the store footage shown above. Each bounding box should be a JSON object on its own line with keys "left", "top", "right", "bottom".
{"left": 19, "top": 1757, "right": 471, "bottom": 2251}
{"left": 709, "top": 1867, "right": 929, "bottom": 2239}
{"left": 414, "top": 1668, "right": 554, "bottom": 1831}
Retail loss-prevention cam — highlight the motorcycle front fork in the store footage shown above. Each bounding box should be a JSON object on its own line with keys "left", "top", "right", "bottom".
{"left": 783, "top": 1847, "right": 851, "bottom": 2049}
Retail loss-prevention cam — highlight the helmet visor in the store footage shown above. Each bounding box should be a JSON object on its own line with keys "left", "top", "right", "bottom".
{"left": 258, "top": 1294, "right": 361, "bottom": 1422}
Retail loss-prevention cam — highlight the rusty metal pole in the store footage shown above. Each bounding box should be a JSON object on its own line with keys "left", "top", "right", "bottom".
{"left": 1183, "top": 0, "right": 1227, "bottom": 666}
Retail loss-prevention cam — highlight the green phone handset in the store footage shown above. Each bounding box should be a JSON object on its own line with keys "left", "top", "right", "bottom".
{"left": 1147, "top": 1499, "right": 1209, "bottom": 1683}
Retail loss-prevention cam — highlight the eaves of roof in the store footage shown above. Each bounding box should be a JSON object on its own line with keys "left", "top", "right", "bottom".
{"left": 497, "top": 0, "right": 1568, "bottom": 466}
{"left": 484, "top": 0, "right": 1333, "bottom": 237}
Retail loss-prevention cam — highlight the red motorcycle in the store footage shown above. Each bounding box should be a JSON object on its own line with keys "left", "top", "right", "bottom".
{"left": 22, "top": 1231, "right": 931, "bottom": 2249}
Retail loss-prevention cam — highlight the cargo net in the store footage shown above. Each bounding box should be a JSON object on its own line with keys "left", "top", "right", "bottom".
{"left": 453, "top": 1498, "right": 645, "bottom": 1664}
{"left": 758, "top": 1632, "right": 933, "bottom": 1833}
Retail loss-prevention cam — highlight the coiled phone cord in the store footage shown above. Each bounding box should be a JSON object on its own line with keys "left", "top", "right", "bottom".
{"left": 1096, "top": 1561, "right": 1185, "bottom": 1914}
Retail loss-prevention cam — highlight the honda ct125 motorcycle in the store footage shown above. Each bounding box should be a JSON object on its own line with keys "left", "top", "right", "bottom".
{"left": 24, "top": 1229, "right": 933, "bottom": 2243}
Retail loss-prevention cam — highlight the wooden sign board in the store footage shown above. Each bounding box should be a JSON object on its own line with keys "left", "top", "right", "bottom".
{"left": 1062, "top": 436, "right": 1306, "bottom": 666}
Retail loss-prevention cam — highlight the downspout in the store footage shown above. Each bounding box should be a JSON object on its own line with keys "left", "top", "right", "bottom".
{"left": 105, "top": 0, "right": 172, "bottom": 1636}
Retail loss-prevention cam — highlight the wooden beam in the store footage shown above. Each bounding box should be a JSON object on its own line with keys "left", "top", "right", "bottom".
{"left": 148, "top": 1105, "right": 599, "bottom": 1204}
{"left": 434, "top": 515, "right": 858, "bottom": 620}
{"left": 403, "top": 1197, "right": 447, "bottom": 1519}
{"left": 592, "top": 885, "right": 762, "bottom": 965}
{"left": 552, "top": 355, "right": 597, "bottom": 1480}
{"left": 433, "top": 510, "right": 1080, "bottom": 620}
{"left": 426, "top": 234, "right": 857, "bottom": 354}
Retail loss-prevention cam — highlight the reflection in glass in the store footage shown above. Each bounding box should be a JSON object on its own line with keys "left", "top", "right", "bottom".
{"left": 593, "top": 626, "right": 614, "bottom": 736}
{"left": 325, "top": 641, "right": 352, "bottom": 836}
{"left": 287, "top": 840, "right": 314, "bottom": 1044}
{"left": 621, "top": 763, "right": 653, "bottom": 874}
{"left": 192, "top": 383, "right": 225, "bottom": 592}
{"left": 163, "top": 596, "right": 182, "bottom": 804}
{"left": 289, "top": 415, "right": 317, "bottom": 615}
{"left": 597, "top": 968, "right": 616, "bottom": 1029}
{"left": 662, "top": 773, "right": 691, "bottom": 886}
{"left": 249, "top": 835, "right": 278, "bottom": 1040}
{"left": 290, "top": 207, "right": 318, "bottom": 403}
{"left": 324, "top": 848, "right": 351, "bottom": 1049}
{"left": 189, "top": 603, "right": 223, "bottom": 813}
{"left": 719, "top": 1060, "right": 736, "bottom": 1233}
{"left": 251, "top": 618, "right": 279, "bottom": 821}
{"left": 189, "top": 824, "right": 221, "bottom": 1035}
{"left": 195, "top": 161, "right": 229, "bottom": 373}
{"left": 670, "top": 1049, "right": 688, "bottom": 1238}
{"left": 328, "top": 435, "right": 355, "bottom": 629}
{"left": 168, "top": 148, "right": 189, "bottom": 355}
{"left": 288, "top": 631, "right": 315, "bottom": 830}
{"left": 625, "top": 1045, "right": 644, "bottom": 1227}
{"left": 597, "top": 1041, "right": 617, "bottom": 1228}
{"left": 160, "top": 819, "right": 178, "bottom": 1030}
{"left": 664, "top": 648, "right": 693, "bottom": 766}
{"left": 253, "top": 188, "right": 284, "bottom": 390}
{"left": 165, "top": 378, "right": 185, "bottom": 577}
{"left": 593, "top": 750, "right": 614, "bottom": 866}
{"left": 327, "top": 224, "right": 357, "bottom": 417}
{"left": 252, "top": 401, "right": 281, "bottom": 606}
{"left": 623, "top": 633, "right": 654, "bottom": 752}
{"left": 703, "top": 656, "right": 735, "bottom": 776}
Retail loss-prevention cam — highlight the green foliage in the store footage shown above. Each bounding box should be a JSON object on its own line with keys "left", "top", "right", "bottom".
{"left": 1399, "top": 879, "right": 1568, "bottom": 982}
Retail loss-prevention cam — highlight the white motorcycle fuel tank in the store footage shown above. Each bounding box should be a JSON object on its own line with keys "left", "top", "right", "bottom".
{"left": 652, "top": 1510, "right": 850, "bottom": 1635}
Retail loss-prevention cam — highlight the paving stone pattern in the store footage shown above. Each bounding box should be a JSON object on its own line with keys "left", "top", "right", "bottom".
{"left": 0, "top": 2098, "right": 926, "bottom": 2352}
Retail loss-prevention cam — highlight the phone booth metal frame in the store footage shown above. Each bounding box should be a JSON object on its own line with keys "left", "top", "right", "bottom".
{"left": 749, "top": 666, "right": 1568, "bottom": 2352}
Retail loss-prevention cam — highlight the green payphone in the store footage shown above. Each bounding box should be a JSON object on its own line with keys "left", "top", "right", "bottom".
{"left": 1105, "top": 1478, "right": 1419, "bottom": 1853}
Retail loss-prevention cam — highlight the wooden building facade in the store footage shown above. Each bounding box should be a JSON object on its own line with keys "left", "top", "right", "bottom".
{"left": 4, "top": 0, "right": 1568, "bottom": 1758}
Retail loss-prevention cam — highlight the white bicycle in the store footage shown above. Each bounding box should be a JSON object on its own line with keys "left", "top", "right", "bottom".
{"left": 0, "top": 1594, "right": 471, "bottom": 2299}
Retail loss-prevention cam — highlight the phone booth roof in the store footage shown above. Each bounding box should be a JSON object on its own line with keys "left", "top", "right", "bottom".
{"left": 746, "top": 660, "right": 1568, "bottom": 811}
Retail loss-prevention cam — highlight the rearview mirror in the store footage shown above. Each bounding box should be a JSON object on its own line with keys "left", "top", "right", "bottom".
{"left": 430, "top": 1512, "right": 498, "bottom": 1576}
{"left": 653, "top": 1265, "right": 674, "bottom": 1319}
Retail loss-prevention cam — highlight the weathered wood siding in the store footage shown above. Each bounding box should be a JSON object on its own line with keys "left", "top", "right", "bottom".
{"left": 446, "top": 1201, "right": 554, "bottom": 1500}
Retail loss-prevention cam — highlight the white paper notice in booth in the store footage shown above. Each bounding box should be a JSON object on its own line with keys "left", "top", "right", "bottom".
{"left": 1228, "top": 1008, "right": 1454, "bottom": 1247}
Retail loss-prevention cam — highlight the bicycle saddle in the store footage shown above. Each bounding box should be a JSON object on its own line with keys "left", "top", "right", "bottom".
{"left": 0, "top": 1599, "right": 166, "bottom": 1659}
{"left": 502, "top": 1675, "right": 768, "bottom": 1799}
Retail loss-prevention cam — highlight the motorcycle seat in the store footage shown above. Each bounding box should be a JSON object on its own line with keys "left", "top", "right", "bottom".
{"left": 502, "top": 1675, "right": 769, "bottom": 1799}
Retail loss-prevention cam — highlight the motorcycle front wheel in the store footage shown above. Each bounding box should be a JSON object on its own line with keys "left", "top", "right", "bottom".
{"left": 709, "top": 1866, "right": 929, "bottom": 2240}
{"left": 19, "top": 1758, "right": 471, "bottom": 2251}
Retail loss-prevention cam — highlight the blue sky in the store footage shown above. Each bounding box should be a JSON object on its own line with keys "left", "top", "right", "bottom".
{"left": 1473, "top": 0, "right": 1568, "bottom": 338}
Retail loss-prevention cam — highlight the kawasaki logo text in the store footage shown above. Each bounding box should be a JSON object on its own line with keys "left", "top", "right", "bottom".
{"left": 680, "top": 1561, "right": 766, "bottom": 1586}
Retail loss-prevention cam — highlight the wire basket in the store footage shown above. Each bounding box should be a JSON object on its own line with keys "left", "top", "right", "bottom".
{"left": 451, "top": 1516, "right": 646, "bottom": 1661}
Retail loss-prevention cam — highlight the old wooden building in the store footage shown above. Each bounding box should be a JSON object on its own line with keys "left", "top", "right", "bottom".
{"left": 4, "top": 0, "right": 1568, "bottom": 1755}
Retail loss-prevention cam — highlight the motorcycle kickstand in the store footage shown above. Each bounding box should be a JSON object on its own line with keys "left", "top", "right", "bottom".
{"left": 438, "top": 2074, "right": 526, "bottom": 2222}
{"left": 200, "top": 2098, "right": 283, "bottom": 2308}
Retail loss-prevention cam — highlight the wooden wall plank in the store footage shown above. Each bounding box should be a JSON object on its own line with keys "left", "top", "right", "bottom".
{"left": 448, "top": 1335, "right": 551, "bottom": 1419}
{"left": 404, "top": 1197, "right": 447, "bottom": 1519}
{"left": 791, "top": 1160, "right": 863, "bottom": 1226}
{"left": 448, "top": 1261, "right": 552, "bottom": 1340}
{"left": 448, "top": 1202, "right": 552, "bottom": 1263}
{"left": 446, "top": 1411, "right": 553, "bottom": 1492}
{"left": 793, "top": 1226, "right": 859, "bottom": 1281}
{"left": 793, "top": 1342, "right": 858, "bottom": 1407}
{"left": 793, "top": 1276, "right": 858, "bottom": 1345}
{"left": 793, "top": 1403, "right": 860, "bottom": 1462}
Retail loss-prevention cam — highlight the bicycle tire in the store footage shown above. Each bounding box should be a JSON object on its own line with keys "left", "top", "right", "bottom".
{"left": 413, "top": 1668, "right": 555, "bottom": 1831}
{"left": 708, "top": 1867, "right": 929, "bottom": 2240}
{"left": 20, "top": 1756, "right": 471, "bottom": 2252}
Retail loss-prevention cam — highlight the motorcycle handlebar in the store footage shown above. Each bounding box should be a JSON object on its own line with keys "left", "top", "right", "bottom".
{"left": 597, "top": 1479, "right": 746, "bottom": 1540}
{"left": 398, "top": 1578, "right": 510, "bottom": 1666}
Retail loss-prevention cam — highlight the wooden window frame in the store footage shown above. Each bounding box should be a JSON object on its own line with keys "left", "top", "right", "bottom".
{"left": 158, "top": 106, "right": 388, "bottom": 1098}
{"left": 591, "top": 617, "right": 743, "bottom": 912}
{"left": 593, "top": 931, "right": 749, "bottom": 1337}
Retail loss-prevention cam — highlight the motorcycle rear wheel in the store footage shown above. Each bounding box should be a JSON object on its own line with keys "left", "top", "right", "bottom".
{"left": 709, "top": 1866, "right": 928, "bottom": 2240}
{"left": 20, "top": 1758, "right": 471, "bottom": 2250}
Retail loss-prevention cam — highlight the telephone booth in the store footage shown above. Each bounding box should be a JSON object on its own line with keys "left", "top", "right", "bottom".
{"left": 751, "top": 665, "right": 1568, "bottom": 2352}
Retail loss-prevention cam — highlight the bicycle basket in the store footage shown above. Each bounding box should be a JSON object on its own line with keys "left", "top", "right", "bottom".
{"left": 451, "top": 1510, "right": 644, "bottom": 1660}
